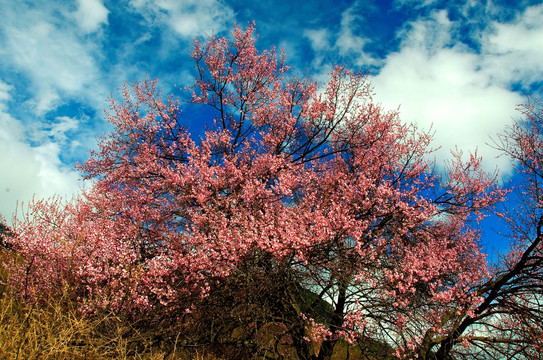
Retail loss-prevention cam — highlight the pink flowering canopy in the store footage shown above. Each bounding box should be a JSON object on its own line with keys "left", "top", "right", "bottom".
{"left": 4, "top": 24, "right": 508, "bottom": 359}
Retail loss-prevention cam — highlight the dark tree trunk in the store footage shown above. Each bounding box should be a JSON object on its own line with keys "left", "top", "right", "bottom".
{"left": 312, "top": 279, "right": 348, "bottom": 360}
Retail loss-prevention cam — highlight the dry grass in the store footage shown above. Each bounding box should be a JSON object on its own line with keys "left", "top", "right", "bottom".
{"left": 0, "top": 289, "right": 223, "bottom": 360}
{"left": 0, "top": 249, "right": 221, "bottom": 360}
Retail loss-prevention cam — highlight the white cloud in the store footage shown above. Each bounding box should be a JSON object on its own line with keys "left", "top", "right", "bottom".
{"left": 303, "top": 1, "right": 380, "bottom": 71}
{"left": 481, "top": 3, "right": 543, "bottom": 88}
{"left": 0, "top": 81, "right": 11, "bottom": 107}
{"left": 336, "top": 5, "right": 367, "bottom": 56}
{"left": 372, "top": 10, "right": 524, "bottom": 175}
{"left": 304, "top": 29, "right": 331, "bottom": 52}
{"left": 130, "top": 0, "right": 234, "bottom": 38}
{"left": 334, "top": 1, "right": 379, "bottom": 67}
{"left": 395, "top": 9, "right": 454, "bottom": 51}
{"left": 0, "top": 80, "right": 82, "bottom": 223}
{"left": 48, "top": 116, "right": 79, "bottom": 142}
{"left": 302, "top": 5, "right": 543, "bottom": 176}
{"left": 0, "top": 2, "right": 107, "bottom": 115}
{"left": 73, "top": 0, "right": 109, "bottom": 33}
{"left": 392, "top": 0, "right": 439, "bottom": 9}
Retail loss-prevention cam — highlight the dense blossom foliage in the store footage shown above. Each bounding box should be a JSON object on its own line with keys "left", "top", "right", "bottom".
{"left": 3, "top": 24, "right": 515, "bottom": 359}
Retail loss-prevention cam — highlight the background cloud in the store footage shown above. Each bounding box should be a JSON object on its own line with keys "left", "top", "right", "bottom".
{"left": 371, "top": 9, "right": 525, "bottom": 175}
{"left": 0, "top": 80, "right": 82, "bottom": 221}
{"left": 480, "top": 3, "right": 543, "bottom": 89}
{"left": 73, "top": 0, "right": 109, "bottom": 34}
{"left": 0, "top": 2, "right": 107, "bottom": 115}
{"left": 129, "top": 0, "right": 235, "bottom": 38}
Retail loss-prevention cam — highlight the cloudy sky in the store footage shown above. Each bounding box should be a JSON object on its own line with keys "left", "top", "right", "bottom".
{"left": 1, "top": 0, "right": 543, "bottom": 237}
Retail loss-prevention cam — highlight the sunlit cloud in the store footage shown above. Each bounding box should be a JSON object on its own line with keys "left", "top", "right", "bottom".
{"left": 72, "top": 0, "right": 109, "bottom": 34}
{"left": 480, "top": 3, "right": 543, "bottom": 89}
{"left": 371, "top": 9, "right": 526, "bottom": 175}
{"left": 129, "top": 0, "right": 235, "bottom": 38}
{"left": 0, "top": 2, "right": 107, "bottom": 115}
{"left": 0, "top": 79, "right": 82, "bottom": 222}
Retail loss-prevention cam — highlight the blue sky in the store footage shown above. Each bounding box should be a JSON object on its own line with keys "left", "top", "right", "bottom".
{"left": 1, "top": 0, "right": 543, "bottom": 255}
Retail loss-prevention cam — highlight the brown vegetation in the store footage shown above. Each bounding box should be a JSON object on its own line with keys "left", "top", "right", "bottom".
{"left": 1, "top": 246, "right": 383, "bottom": 360}
{"left": 0, "top": 248, "right": 214, "bottom": 360}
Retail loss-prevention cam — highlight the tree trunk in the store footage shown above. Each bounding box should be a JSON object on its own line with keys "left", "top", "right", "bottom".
{"left": 312, "top": 279, "right": 348, "bottom": 360}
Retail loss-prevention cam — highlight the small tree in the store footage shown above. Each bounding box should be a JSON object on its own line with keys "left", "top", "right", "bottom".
{"left": 5, "top": 24, "right": 506, "bottom": 359}
{"left": 417, "top": 95, "right": 543, "bottom": 360}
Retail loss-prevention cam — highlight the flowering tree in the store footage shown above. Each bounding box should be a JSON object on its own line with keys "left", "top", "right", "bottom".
{"left": 4, "top": 24, "right": 507, "bottom": 359}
